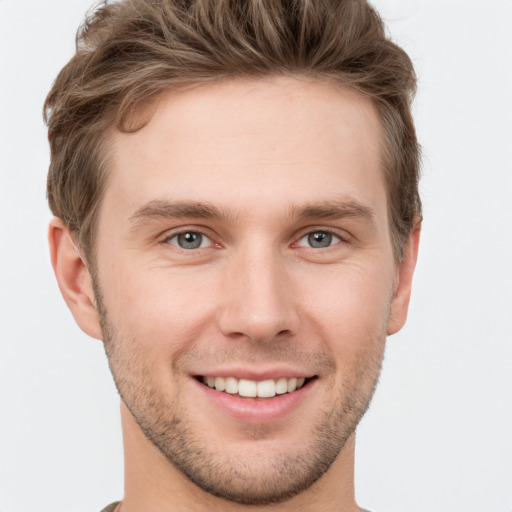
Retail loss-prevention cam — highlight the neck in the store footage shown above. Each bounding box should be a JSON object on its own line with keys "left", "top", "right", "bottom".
{"left": 119, "top": 402, "right": 360, "bottom": 512}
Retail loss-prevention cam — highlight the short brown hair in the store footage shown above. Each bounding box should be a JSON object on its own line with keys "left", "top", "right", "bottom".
{"left": 45, "top": 0, "right": 421, "bottom": 263}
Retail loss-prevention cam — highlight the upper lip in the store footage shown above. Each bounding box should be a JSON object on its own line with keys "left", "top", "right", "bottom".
{"left": 192, "top": 367, "right": 316, "bottom": 381}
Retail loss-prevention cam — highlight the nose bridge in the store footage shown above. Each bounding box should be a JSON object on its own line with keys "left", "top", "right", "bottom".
{"left": 218, "top": 240, "right": 296, "bottom": 342}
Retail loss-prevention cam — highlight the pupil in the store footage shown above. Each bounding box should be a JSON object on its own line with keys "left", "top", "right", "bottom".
{"left": 308, "top": 231, "right": 332, "bottom": 248}
{"left": 178, "top": 232, "right": 202, "bottom": 249}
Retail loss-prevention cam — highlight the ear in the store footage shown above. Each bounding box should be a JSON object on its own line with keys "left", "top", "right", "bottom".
{"left": 48, "top": 217, "right": 103, "bottom": 340}
{"left": 387, "top": 220, "right": 421, "bottom": 335}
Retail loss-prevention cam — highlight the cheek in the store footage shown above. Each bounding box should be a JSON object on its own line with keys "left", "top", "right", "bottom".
{"left": 298, "top": 262, "right": 394, "bottom": 349}
{"left": 99, "top": 262, "right": 219, "bottom": 354}
{"left": 98, "top": 247, "right": 395, "bottom": 362}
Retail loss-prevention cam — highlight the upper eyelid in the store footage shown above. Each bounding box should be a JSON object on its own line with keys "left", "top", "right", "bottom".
{"left": 299, "top": 229, "right": 342, "bottom": 238}
{"left": 294, "top": 226, "right": 351, "bottom": 242}
{"left": 166, "top": 230, "right": 212, "bottom": 240}
{"left": 161, "top": 226, "right": 215, "bottom": 241}
{"left": 295, "top": 230, "right": 344, "bottom": 247}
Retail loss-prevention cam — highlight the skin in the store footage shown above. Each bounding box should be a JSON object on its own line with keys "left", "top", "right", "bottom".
{"left": 49, "top": 77, "right": 420, "bottom": 512}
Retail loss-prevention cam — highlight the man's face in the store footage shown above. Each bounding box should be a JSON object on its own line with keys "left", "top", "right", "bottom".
{"left": 93, "top": 78, "right": 400, "bottom": 504}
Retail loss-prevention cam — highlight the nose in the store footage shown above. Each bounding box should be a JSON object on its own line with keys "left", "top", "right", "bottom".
{"left": 217, "top": 245, "right": 299, "bottom": 344}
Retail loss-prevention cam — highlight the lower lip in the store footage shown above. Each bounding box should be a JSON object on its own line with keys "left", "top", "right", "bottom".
{"left": 193, "top": 378, "right": 316, "bottom": 424}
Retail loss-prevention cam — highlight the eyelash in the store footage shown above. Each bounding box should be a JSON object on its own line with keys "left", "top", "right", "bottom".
{"left": 162, "top": 228, "right": 347, "bottom": 251}
{"left": 295, "top": 229, "right": 345, "bottom": 250}
{"left": 164, "top": 230, "right": 216, "bottom": 250}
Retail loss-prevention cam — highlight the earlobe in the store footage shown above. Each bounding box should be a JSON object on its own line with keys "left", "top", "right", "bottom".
{"left": 387, "top": 220, "right": 421, "bottom": 336}
{"left": 48, "top": 218, "right": 103, "bottom": 340}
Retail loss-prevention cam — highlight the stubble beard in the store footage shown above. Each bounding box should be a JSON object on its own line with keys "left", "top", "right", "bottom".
{"left": 94, "top": 282, "right": 387, "bottom": 506}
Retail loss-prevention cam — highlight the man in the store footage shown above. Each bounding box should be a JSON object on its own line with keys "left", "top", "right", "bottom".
{"left": 45, "top": 0, "right": 421, "bottom": 510}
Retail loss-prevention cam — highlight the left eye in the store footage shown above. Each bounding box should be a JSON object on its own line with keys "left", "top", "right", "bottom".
{"left": 167, "top": 231, "right": 212, "bottom": 250}
{"left": 297, "top": 231, "right": 341, "bottom": 249}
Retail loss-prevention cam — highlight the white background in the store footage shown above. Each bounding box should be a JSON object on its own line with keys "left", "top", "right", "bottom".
{"left": 0, "top": 1, "right": 511, "bottom": 511}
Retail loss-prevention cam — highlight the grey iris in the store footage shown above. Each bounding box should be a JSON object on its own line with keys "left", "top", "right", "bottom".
{"left": 308, "top": 231, "right": 332, "bottom": 248}
{"left": 177, "top": 232, "right": 203, "bottom": 249}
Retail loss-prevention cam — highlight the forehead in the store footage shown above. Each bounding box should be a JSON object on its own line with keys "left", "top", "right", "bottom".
{"left": 104, "top": 77, "right": 386, "bottom": 223}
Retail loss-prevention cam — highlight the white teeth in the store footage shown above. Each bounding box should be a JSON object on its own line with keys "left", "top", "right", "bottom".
{"left": 275, "top": 378, "right": 288, "bottom": 395}
{"left": 287, "top": 378, "right": 297, "bottom": 393}
{"left": 205, "top": 376, "right": 309, "bottom": 397}
{"left": 225, "top": 377, "right": 238, "bottom": 394}
{"left": 257, "top": 379, "right": 276, "bottom": 398}
{"left": 238, "top": 379, "right": 257, "bottom": 397}
{"left": 214, "top": 377, "right": 225, "bottom": 392}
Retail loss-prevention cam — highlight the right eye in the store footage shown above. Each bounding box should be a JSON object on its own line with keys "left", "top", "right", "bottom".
{"left": 166, "top": 231, "right": 213, "bottom": 250}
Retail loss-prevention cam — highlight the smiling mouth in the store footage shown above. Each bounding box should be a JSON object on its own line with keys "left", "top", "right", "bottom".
{"left": 196, "top": 376, "right": 317, "bottom": 398}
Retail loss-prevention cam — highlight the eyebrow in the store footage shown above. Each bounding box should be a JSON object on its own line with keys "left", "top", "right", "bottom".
{"left": 289, "top": 199, "right": 376, "bottom": 223}
{"left": 128, "top": 197, "right": 375, "bottom": 227}
{"left": 129, "top": 199, "right": 238, "bottom": 226}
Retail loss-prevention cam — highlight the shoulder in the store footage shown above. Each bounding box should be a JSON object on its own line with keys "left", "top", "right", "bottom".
{"left": 100, "top": 503, "right": 121, "bottom": 512}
